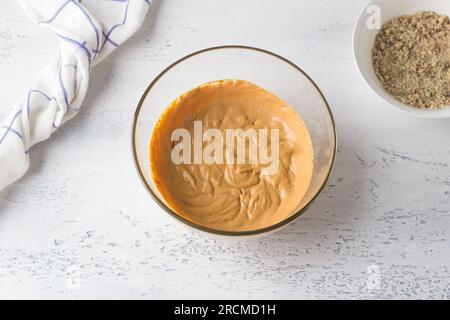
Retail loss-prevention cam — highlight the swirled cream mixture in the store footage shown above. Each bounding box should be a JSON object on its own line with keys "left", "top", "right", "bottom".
{"left": 150, "top": 80, "right": 313, "bottom": 232}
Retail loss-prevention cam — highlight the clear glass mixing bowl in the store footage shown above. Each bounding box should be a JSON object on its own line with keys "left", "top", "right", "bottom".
{"left": 132, "top": 46, "right": 336, "bottom": 236}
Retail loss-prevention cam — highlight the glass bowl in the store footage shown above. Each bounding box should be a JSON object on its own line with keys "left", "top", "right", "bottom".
{"left": 132, "top": 46, "right": 336, "bottom": 237}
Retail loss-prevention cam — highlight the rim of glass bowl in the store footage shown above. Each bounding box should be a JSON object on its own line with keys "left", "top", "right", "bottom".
{"left": 131, "top": 45, "right": 337, "bottom": 237}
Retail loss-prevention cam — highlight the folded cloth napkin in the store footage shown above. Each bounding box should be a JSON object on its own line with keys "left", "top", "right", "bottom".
{"left": 0, "top": 0, "right": 150, "bottom": 191}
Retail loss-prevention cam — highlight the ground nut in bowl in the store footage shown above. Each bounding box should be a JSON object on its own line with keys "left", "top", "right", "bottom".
{"left": 353, "top": 0, "right": 450, "bottom": 118}
{"left": 132, "top": 46, "right": 336, "bottom": 237}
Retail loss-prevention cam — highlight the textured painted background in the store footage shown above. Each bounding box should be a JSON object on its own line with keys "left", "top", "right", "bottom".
{"left": 0, "top": 0, "right": 449, "bottom": 299}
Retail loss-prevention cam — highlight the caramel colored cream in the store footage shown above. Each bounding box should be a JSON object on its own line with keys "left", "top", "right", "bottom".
{"left": 150, "top": 80, "right": 314, "bottom": 232}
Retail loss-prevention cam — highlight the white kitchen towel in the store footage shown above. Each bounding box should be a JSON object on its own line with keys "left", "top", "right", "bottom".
{"left": 0, "top": 0, "right": 150, "bottom": 191}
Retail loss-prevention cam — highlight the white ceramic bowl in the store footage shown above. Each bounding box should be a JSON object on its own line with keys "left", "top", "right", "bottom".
{"left": 353, "top": 0, "right": 450, "bottom": 118}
